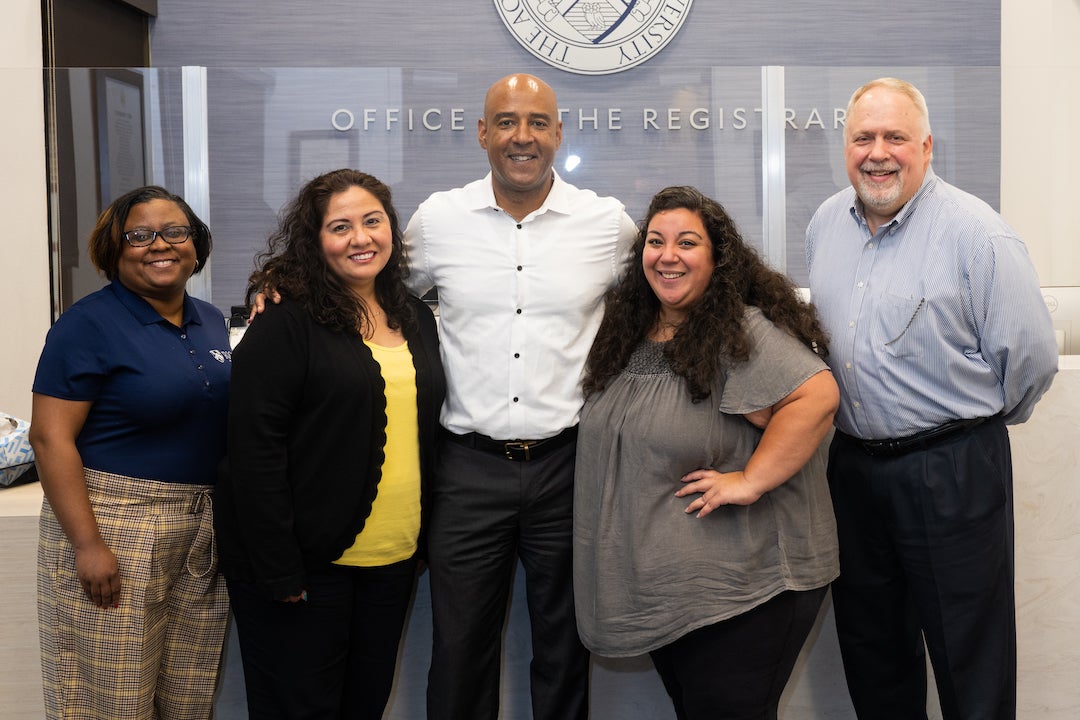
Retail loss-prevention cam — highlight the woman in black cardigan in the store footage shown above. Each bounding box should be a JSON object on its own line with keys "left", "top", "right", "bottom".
{"left": 215, "top": 169, "right": 445, "bottom": 719}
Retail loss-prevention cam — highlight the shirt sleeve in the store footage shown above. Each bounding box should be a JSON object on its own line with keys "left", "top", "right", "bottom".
{"left": 403, "top": 205, "right": 434, "bottom": 296}
{"left": 804, "top": 210, "right": 820, "bottom": 274}
{"left": 970, "top": 233, "right": 1058, "bottom": 424}
{"left": 32, "top": 306, "right": 109, "bottom": 401}
{"left": 718, "top": 308, "right": 829, "bottom": 415}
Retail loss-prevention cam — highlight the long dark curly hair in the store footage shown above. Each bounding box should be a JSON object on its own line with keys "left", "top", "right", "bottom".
{"left": 247, "top": 169, "right": 414, "bottom": 335}
{"left": 583, "top": 186, "right": 829, "bottom": 402}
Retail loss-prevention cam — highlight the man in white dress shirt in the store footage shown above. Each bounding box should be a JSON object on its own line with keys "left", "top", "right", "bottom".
{"left": 404, "top": 73, "right": 637, "bottom": 720}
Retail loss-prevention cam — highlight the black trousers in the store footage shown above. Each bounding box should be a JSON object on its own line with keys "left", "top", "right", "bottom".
{"left": 426, "top": 437, "right": 588, "bottom": 720}
{"left": 828, "top": 418, "right": 1016, "bottom": 720}
{"left": 649, "top": 587, "right": 828, "bottom": 720}
{"left": 228, "top": 557, "right": 418, "bottom": 720}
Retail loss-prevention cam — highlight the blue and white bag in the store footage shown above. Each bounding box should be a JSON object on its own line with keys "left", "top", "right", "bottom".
{"left": 0, "top": 415, "right": 34, "bottom": 487}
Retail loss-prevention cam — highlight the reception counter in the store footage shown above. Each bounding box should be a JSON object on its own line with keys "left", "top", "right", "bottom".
{"left": 2, "top": 357, "right": 1078, "bottom": 718}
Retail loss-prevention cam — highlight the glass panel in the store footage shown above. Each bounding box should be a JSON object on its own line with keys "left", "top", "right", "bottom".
{"left": 202, "top": 66, "right": 765, "bottom": 314}
{"left": 44, "top": 66, "right": 1004, "bottom": 315}
{"left": 48, "top": 67, "right": 188, "bottom": 314}
{"left": 783, "top": 66, "right": 1001, "bottom": 285}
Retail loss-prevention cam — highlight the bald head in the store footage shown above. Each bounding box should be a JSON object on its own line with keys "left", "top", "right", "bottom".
{"left": 484, "top": 74, "right": 558, "bottom": 118}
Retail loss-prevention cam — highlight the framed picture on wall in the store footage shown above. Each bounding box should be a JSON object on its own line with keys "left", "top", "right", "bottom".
{"left": 287, "top": 129, "right": 359, "bottom": 191}
{"left": 95, "top": 68, "right": 147, "bottom": 206}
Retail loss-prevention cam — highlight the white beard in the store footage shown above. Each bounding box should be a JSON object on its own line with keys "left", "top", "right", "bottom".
{"left": 855, "top": 168, "right": 904, "bottom": 216}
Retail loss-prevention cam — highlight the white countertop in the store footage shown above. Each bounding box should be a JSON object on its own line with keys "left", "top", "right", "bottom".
{"left": 1058, "top": 354, "right": 1080, "bottom": 370}
{"left": 0, "top": 479, "right": 42, "bottom": 518}
{"left": 1, "top": 357, "right": 1077, "bottom": 519}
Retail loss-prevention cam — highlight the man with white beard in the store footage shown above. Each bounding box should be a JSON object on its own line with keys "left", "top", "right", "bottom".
{"left": 805, "top": 77, "right": 1057, "bottom": 720}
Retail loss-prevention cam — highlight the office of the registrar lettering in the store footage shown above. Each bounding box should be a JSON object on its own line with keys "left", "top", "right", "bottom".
{"left": 329, "top": 105, "right": 849, "bottom": 133}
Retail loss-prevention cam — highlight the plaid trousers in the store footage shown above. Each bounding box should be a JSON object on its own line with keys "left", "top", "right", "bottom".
{"left": 38, "top": 468, "right": 230, "bottom": 720}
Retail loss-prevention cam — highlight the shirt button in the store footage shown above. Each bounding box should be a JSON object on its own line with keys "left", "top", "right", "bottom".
{"left": 516, "top": 223, "right": 522, "bottom": 229}
{"left": 867, "top": 242, "right": 874, "bottom": 249}
{"left": 517, "top": 265, "right": 523, "bottom": 271}
{"left": 181, "top": 334, "right": 187, "bottom": 339}
{"left": 857, "top": 281, "right": 865, "bottom": 288}
{"left": 514, "top": 353, "right": 520, "bottom": 358}
{"left": 845, "top": 362, "right": 852, "bottom": 369}
{"left": 852, "top": 401, "right": 861, "bottom": 409}
{"left": 513, "top": 397, "right": 519, "bottom": 403}
{"left": 516, "top": 309, "right": 522, "bottom": 314}
{"left": 848, "top": 321, "right": 855, "bottom": 328}
{"left": 197, "top": 365, "right": 204, "bottom": 370}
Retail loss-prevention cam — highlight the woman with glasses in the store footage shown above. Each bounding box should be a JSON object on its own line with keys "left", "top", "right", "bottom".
{"left": 30, "top": 186, "right": 231, "bottom": 719}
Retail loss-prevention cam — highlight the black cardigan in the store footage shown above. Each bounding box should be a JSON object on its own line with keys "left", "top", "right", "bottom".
{"left": 215, "top": 295, "right": 445, "bottom": 600}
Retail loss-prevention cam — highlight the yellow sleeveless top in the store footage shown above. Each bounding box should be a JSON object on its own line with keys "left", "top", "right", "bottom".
{"left": 334, "top": 339, "right": 421, "bottom": 566}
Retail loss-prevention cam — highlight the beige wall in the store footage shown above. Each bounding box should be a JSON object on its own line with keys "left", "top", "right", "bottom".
{"left": 1001, "top": 0, "right": 1080, "bottom": 285}
{"left": 1, "top": 0, "right": 1077, "bottom": 422}
{"left": 0, "top": 0, "right": 49, "bottom": 421}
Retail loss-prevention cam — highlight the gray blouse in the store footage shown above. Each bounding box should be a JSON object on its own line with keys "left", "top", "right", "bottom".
{"left": 573, "top": 307, "right": 839, "bottom": 657}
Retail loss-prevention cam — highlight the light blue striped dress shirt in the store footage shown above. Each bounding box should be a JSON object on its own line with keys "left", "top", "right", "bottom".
{"left": 806, "top": 169, "right": 1058, "bottom": 440}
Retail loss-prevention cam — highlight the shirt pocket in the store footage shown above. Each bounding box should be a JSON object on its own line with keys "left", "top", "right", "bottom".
{"left": 873, "top": 292, "right": 926, "bottom": 359}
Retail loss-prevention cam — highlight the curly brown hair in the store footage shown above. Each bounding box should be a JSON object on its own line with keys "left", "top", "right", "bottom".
{"left": 247, "top": 169, "right": 414, "bottom": 335}
{"left": 583, "top": 186, "right": 829, "bottom": 402}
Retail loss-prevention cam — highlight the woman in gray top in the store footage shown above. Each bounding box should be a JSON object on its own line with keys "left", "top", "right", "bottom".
{"left": 575, "top": 186, "right": 840, "bottom": 719}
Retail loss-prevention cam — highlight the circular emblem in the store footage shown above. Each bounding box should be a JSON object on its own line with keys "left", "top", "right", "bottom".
{"left": 494, "top": 0, "right": 694, "bottom": 76}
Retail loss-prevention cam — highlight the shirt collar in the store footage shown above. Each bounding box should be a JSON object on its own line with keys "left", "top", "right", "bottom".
{"left": 468, "top": 170, "right": 571, "bottom": 219}
{"left": 109, "top": 278, "right": 203, "bottom": 328}
{"left": 849, "top": 167, "right": 938, "bottom": 231}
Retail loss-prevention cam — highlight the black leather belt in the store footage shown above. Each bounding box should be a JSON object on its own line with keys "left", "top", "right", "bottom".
{"left": 443, "top": 426, "right": 578, "bottom": 462}
{"left": 838, "top": 417, "right": 990, "bottom": 458}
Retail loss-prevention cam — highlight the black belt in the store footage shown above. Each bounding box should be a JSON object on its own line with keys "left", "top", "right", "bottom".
{"left": 838, "top": 417, "right": 990, "bottom": 458}
{"left": 443, "top": 426, "right": 578, "bottom": 462}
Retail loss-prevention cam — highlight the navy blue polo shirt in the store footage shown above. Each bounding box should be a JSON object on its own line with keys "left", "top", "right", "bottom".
{"left": 33, "top": 280, "right": 231, "bottom": 484}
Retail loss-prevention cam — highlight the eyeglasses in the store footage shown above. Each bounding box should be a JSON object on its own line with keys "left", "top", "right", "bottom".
{"left": 123, "top": 226, "right": 193, "bottom": 247}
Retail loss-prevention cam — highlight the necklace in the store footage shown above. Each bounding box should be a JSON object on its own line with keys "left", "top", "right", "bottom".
{"left": 650, "top": 313, "right": 683, "bottom": 341}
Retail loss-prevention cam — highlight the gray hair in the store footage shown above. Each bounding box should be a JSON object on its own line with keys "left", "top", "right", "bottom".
{"left": 846, "top": 77, "right": 932, "bottom": 140}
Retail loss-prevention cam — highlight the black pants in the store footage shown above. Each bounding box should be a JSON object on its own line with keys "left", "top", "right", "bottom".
{"left": 649, "top": 587, "right": 827, "bottom": 720}
{"left": 828, "top": 418, "right": 1016, "bottom": 720}
{"left": 426, "top": 438, "right": 588, "bottom": 720}
{"left": 228, "top": 557, "right": 418, "bottom": 720}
